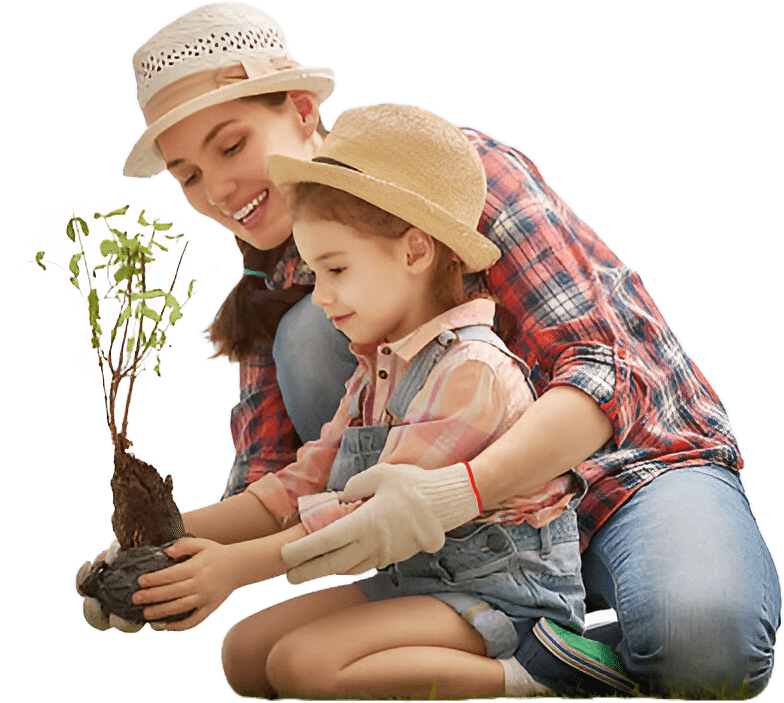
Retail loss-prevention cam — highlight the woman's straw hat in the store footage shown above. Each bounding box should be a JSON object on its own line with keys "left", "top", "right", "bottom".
{"left": 268, "top": 104, "right": 501, "bottom": 273}
{"left": 124, "top": 3, "right": 334, "bottom": 178}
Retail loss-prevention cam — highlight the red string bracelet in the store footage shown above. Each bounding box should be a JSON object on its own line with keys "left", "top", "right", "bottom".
{"left": 462, "top": 461, "right": 483, "bottom": 513}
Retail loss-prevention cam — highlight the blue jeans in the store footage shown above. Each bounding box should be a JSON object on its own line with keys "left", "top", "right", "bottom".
{"left": 275, "top": 294, "right": 781, "bottom": 697}
{"left": 272, "top": 295, "right": 358, "bottom": 443}
{"left": 582, "top": 464, "right": 780, "bottom": 697}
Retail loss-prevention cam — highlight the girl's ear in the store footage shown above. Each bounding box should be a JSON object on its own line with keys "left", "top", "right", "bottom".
{"left": 288, "top": 91, "right": 320, "bottom": 138}
{"left": 403, "top": 228, "right": 436, "bottom": 273}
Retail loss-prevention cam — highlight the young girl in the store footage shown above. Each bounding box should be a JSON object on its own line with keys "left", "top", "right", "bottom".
{"left": 79, "top": 4, "right": 779, "bottom": 698}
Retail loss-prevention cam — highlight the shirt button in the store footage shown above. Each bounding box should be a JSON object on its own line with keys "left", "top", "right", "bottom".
{"left": 378, "top": 370, "right": 388, "bottom": 379}
{"left": 380, "top": 346, "right": 392, "bottom": 355}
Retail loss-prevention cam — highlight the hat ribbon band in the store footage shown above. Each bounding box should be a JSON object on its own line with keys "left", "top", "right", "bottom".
{"left": 143, "top": 56, "right": 300, "bottom": 125}
{"left": 311, "top": 156, "right": 362, "bottom": 172}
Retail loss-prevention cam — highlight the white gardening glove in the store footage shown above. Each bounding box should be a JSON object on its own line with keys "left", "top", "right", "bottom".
{"left": 76, "top": 540, "right": 147, "bottom": 633}
{"left": 282, "top": 462, "right": 481, "bottom": 584}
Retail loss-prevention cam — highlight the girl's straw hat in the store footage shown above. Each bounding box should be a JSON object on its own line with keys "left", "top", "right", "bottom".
{"left": 124, "top": 3, "right": 334, "bottom": 178}
{"left": 268, "top": 104, "right": 501, "bottom": 273}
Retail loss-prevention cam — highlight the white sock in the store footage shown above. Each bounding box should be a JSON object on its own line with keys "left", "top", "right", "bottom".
{"left": 498, "top": 657, "right": 552, "bottom": 697}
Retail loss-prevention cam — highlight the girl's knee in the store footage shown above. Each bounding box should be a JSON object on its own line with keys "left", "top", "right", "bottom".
{"left": 266, "top": 631, "right": 340, "bottom": 699}
{"left": 222, "top": 621, "right": 274, "bottom": 699}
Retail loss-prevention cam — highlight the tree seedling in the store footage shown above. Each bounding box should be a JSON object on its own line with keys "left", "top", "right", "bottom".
{"left": 41, "top": 206, "right": 197, "bottom": 623}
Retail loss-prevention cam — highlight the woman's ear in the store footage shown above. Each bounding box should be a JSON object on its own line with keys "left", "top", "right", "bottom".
{"left": 288, "top": 91, "right": 320, "bottom": 138}
{"left": 403, "top": 228, "right": 437, "bottom": 274}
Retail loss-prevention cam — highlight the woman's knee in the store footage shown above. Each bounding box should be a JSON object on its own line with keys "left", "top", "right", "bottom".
{"left": 273, "top": 294, "right": 356, "bottom": 442}
{"left": 624, "top": 588, "right": 776, "bottom": 698}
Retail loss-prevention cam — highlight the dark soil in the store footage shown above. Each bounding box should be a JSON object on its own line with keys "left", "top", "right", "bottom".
{"left": 80, "top": 448, "right": 192, "bottom": 623}
{"left": 111, "top": 448, "right": 187, "bottom": 550}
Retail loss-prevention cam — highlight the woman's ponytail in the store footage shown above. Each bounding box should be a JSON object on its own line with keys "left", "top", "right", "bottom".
{"left": 206, "top": 237, "right": 311, "bottom": 361}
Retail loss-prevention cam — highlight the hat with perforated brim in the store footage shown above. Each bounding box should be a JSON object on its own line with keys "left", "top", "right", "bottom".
{"left": 124, "top": 3, "right": 334, "bottom": 178}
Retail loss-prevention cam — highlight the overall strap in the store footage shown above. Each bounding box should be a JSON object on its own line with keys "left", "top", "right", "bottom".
{"left": 386, "top": 325, "right": 536, "bottom": 422}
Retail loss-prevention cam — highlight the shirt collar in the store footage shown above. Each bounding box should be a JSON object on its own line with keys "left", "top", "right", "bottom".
{"left": 351, "top": 298, "right": 497, "bottom": 363}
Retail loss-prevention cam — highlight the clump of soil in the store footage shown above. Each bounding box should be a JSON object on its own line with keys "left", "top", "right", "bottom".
{"left": 110, "top": 448, "right": 186, "bottom": 551}
{"left": 79, "top": 448, "right": 191, "bottom": 623}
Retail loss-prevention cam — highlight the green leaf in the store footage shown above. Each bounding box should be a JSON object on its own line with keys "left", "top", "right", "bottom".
{"left": 152, "top": 240, "right": 169, "bottom": 252}
{"left": 70, "top": 276, "right": 79, "bottom": 289}
{"left": 88, "top": 288, "right": 100, "bottom": 328}
{"left": 130, "top": 289, "right": 166, "bottom": 301}
{"left": 114, "top": 265, "right": 132, "bottom": 284}
{"left": 140, "top": 304, "right": 161, "bottom": 323}
{"left": 138, "top": 210, "right": 150, "bottom": 227}
{"left": 115, "top": 305, "right": 132, "bottom": 327}
{"left": 153, "top": 221, "right": 173, "bottom": 231}
{"left": 188, "top": 279, "right": 197, "bottom": 298}
{"left": 69, "top": 252, "right": 82, "bottom": 279}
{"left": 164, "top": 233, "right": 185, "bottom": 240}
{"left": 99, "top": 239, "right": 120, "bottom": 256}
{"left": 104, "top": 205, "right": 130, "bottom": 218}
{"left": 67, "top": 217, "right": 89, "bottom": 242}
{"left": 126, "top": 336, "right": 135, "bottom": 355}
{"left": 154, "top": 354, "right": 162, "bottom": 377}
{"left": 35, "top": 251, "right": 46, "bottom": 270}
{"left": 169, "top": 309, "right": 183, "bottom": 324}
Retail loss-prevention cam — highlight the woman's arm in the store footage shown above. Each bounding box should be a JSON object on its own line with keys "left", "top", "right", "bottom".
{"left": 473, "top": 384, "right": 612, "bottom": 507}
{"left": 281, "top": 384, "right": 612, "bottom": 582}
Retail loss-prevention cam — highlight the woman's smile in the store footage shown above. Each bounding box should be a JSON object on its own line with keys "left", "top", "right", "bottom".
{"left": 232, "top": 189, "right": 270, "bottom": 229}
{"left": 156, "top": 96, "right": 322, "bottom": 251}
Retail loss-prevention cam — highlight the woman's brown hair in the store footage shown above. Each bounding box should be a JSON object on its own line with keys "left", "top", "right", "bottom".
{"left": 206, "top": 92, "right": 315, "bottom": 361}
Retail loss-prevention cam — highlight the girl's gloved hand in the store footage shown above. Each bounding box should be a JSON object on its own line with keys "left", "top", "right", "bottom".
{"left": 282, "top": 462, "right": 481, "bottom": 583}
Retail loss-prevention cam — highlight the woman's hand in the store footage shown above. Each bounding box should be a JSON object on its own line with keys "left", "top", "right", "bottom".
{"left": 132, "top": 537, "right": 239, "bottom": 631}
{"left": 282, "top": 462, "right": 481, "bottom": 583}
{"left": 76, "top": 541, "right": 146, "bottom": 633}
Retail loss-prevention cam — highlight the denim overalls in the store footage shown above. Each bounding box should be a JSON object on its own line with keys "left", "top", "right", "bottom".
{"left": 327, "top": 324, "right": 587, "bottom": 660}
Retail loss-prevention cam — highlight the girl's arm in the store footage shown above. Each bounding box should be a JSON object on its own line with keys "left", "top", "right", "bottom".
{"left": 182, "top": 490, "right": 282, "bottom": 544}
{"left": 133, "top": 522, "right": 308, "bottom": 631}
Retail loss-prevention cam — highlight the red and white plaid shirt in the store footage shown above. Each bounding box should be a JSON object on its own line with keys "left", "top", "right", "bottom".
{"left": 245, "top": 299, "right": 577, "bottom": 531}
{"left": 226, "top": 129, "right": 742, "bottom": 551}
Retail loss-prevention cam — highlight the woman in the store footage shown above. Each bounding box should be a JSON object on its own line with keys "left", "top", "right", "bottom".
{"left": 85, "top": 3, "right": 779, "bottom": 698}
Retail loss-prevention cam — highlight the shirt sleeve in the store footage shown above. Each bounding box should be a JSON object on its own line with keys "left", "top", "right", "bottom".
{"left": 243, "top": 369, "right": 361, "bottom": 528}
{"left": 467, "top": 129, "right": 641, "bottom": 448}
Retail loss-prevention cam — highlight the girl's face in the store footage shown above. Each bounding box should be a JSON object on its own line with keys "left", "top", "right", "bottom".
{"left": 156, "top": 95, "right": 322, "bottom": 251}
{"left": 294, "top": 218, "right": 443, "bottom": 345}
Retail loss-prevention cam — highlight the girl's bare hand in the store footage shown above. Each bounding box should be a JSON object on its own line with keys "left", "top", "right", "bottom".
{"left": 132, "top": 537, "right": 238, "bottom": 631}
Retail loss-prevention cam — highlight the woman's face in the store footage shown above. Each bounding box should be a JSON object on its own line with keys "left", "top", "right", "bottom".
{"left": 156, "top": 95, "right": 321, "bottom": 250}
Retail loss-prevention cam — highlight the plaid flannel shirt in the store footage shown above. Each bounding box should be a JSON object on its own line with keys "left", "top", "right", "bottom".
{"left": 225, "top": 128, "right": 742, "bottom": 550}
